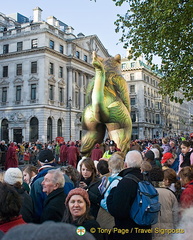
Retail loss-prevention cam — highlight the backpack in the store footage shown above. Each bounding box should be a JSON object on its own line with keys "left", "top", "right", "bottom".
{"left": 125, "top": 174, "right": 161, "bottom": 226}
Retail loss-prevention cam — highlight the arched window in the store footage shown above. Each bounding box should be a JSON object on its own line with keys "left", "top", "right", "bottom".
{"left": 1, "top": 119, "right": 9, "bottom": 143}
{"left": 57, "top": 119, "right": 62, "bottom": 137}
{"left": 47, "top": 117, "right": 52, "bottom": 141}
{"left": 29, "top": 117, "right": 39, "bottom": 142}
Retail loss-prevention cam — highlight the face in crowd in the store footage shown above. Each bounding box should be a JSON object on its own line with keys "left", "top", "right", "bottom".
{"left": 81, "top": 163, "right": 92, "bottom": 180}
{"left": 68, "top": 194, "right": 87, "bottom": 220}
{"left": 42, "top": 173, "right": 58, "bottom": 195}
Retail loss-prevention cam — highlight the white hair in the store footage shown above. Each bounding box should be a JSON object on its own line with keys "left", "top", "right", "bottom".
{"left": 151, "top": 148, "right": 160, "bottom": 159}
{"left": 47, "top": 169, "right": 65, "bottom": 188}
{"left": 125, "top": 150, "right": 143, "bottom": 168}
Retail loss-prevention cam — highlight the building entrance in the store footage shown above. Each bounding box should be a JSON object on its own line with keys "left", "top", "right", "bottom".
{"left": 13, "top": 129, "right": 22, "bottom": 143}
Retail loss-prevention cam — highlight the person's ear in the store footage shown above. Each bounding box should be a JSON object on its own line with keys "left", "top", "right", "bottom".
{"left": 38, "top": 160, "right": 42, "bottom": 166}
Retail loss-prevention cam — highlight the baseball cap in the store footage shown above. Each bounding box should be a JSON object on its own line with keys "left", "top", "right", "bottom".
{"left": 38, "top": 149, "right": 55, "bottom": 163}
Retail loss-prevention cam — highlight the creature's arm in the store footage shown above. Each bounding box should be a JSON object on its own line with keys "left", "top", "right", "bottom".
{"left": 113, "top": 75, "right": 131, "bottom": 112}
{"left": 85, "top": 78, "right": 94, "bottom": 105}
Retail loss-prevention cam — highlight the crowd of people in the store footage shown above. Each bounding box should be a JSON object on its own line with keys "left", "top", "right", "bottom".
{"left": 0, "top": 135, "right": 193, "bottom": 240}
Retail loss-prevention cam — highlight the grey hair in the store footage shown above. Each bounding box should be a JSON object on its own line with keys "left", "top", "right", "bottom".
{"left": 108, "top": 153, "right": 124, "bottom": 174}
{"left": 47, "top": 169, "right": 65, "bottom": 188}
{"left": 125, "top": 150, "right": 143, "bottom": 168}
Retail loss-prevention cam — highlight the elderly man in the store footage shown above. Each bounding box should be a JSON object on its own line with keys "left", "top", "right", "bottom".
{"left": 30, "top": 149, "right": 73, "bottom": 223}
{"left": 40, "top": 169, "right": 66, "bottom": 223}
{"left": 107, "top": 150, "right": 152, "bottom": 240}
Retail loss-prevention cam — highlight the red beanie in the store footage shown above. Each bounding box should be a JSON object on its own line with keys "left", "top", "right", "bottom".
{"left": 65, "top": 188, "right": 90, "bottom": 207}
{"left": 161, "top": 152, "right": 174, "bottom": 164}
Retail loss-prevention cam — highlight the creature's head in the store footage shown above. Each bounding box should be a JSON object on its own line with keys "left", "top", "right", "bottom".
{"left": 92, "top": 51, "right": 121, "bottom": 73}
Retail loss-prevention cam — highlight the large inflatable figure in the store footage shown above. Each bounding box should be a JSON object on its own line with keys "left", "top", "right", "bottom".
{"left": 81, "top": 51, "right": 132, "bottom": 155}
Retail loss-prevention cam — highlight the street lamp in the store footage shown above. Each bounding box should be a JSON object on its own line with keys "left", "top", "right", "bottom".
{"left": 68, "top": 98, "right": 72, "bottom": 140}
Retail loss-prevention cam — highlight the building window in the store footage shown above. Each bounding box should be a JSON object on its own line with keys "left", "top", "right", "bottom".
{"left": 59, "top": 66, "right": 63, "bottom": 78}
{"left": 3, "top": 44, "right": 9, "bottom": 54}
{"left": 2, "top": 87, "right": 7, "bottom": 102}
{"left": 144, "top": 86, "right": 146, "bottom": 94}
{"left": 130, "top": 73, "right": 134, "bottom": 81}
{"left": 156, "top": 114, "right": 160, "bottom": 124}
{"left": 49, "top": 85, "right": 54, "bottom": 100}
{"left": 76, "top": 51, "right": 80, "bottom": 58}
{"left": 131, "top": 111, "right": 136, "bottom": 122}
{"left": 3, "top": 66, "right": 8, "bottom": 77}
{"left": 31, "top": 84, "right": 36, "bottom": 100}
{"left": 59, "top": 87, "right": 63, "bottom": 102}
{"left": 144, "top": 98, "right": 147, "bottom": 106}
{"left": 31, "top": 61, "right": 37, "bottom": 74}
{"left": 130, "top": 98, "right": 136, "bottom": 105}
{"left": 16, "top": 85, "right": 21, "bottom": 102}
{"left": 17, "top": 42, "right": 23, "bottom": 51}
{"left": 1, "top": 119, "right": 9, "bottom": 143}
{"left": 75, "top": 90, "right": 80, "bottom": 109}
{"left": 50, "top": 40, "right": 54, "bottom": 49}
{"left": 31, "top": 39, "right": 38, "bottom": 49}
{"left": 130, "top": 85, "right": 135, "bottom": 93}
{"left": 29, "top": 117, "right": 39, "bottom": 142}
{"left": 47, "top": 117, "right": 52, "bottom": 141}
{"left": 131, "top": 62, "right": 135, "bottom": 68}
{"left": 16, "top": 64, "right": 22, "bottom": 76}
{"left": 122, "top": 63, "right": 126, "bottom": 69}
{"left": 84, "top": 55, "right": 88, "bottom": 62}
{"left": 57, "top": 119, "right": 62, "bottom": 137}
{"left": 49, "top": 63, "right": 54, "bottom": 75}
{"left": 59, "top": 45, "right": 63, "bottom": 54}
{"left": 146, "top": 76, "right": 149, "bottom": 83}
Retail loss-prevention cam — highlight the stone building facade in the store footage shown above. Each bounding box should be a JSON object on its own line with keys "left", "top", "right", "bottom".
{"left": 121, "top": 52, "right": 192, "bottom": 140}
{"left": 0, "top": 7, "right": 110, "bottom": 143}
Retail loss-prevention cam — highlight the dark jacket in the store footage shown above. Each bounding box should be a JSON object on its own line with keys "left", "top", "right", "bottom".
{"left": 80, "top": 176, "right": 102, "bottom": 219}
{"left": 107, "top": 168, "right": 152, "bottom": 240}
{"left": 15, "top": 187, "right": 34, "bottom": 223}
{"left": 40, "top": 188, "right": 66, "bottom": 223}
{"left": 30, "top": 165, "right": 74, "bottom": 223}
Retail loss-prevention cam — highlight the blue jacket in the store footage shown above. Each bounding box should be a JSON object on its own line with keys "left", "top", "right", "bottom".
{"left": 100, "top": 173, "right": 122, "bottom": 211}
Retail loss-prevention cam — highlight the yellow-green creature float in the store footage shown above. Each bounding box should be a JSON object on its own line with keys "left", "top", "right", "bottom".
{"left": 81, "top": 51, "right": 132, "bottom": 156}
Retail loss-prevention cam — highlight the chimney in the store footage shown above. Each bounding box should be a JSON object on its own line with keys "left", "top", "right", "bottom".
{"left": 66, "top": 26, "right": 74, "bottom": 34}
{"left": 33, "top": 7, "right": 42, "bottom": 22}
{"left": 47, "top": 16, "right": 56, "bottom": 26}
{"left": 55, "top": 20, "right": 59, "bottom": 28}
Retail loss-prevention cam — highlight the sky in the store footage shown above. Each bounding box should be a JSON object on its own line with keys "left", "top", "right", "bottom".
{"left": 1, "top": 0, "right": 161, "bottom": 65}
{"left": 1, "top": 0, "right": 129, "bottom": 57}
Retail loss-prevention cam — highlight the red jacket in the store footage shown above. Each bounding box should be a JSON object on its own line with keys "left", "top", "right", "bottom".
{"left": 91, "top": 148, "right": 103, "bottom": 161}
{"left": 180, "top": 180, "right": 193, "bottom": 208}
{"left": 0, "top": 215, "right": 26, "bottom": 233}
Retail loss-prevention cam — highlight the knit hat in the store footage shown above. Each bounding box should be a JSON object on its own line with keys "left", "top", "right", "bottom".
{"left": 65, "top": 188, "right": 90, "bottom": 207}
{"left": 144, "top": 150, "right": 155, "bottom": 161}
{"left": 38, "top": 149, "right": 55, "bottom": 163}
{"left": 4, "top": 168, "right": 23, "bottom": 185}
{"left": 161, "top": 152, "right": 174, "bottom": 164}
